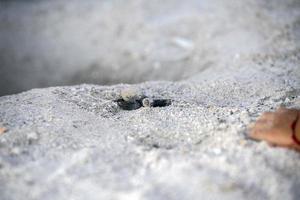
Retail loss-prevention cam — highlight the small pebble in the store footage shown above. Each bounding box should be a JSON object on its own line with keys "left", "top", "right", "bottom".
{"left": 27, "top": 131, "right": 39, "bottom": 142}
{"left": 212, "top": 148, "right": 222, "bottom": 155}
{"left": 239, "top": 139, "right": 247, "bottom": 146}
{"left": 10, "top": 147, "right": 21, "bottom": 155}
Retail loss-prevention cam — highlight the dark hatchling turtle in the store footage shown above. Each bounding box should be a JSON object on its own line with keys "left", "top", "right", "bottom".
{"left": 142, "top": 98, "right": 171, "bottom": 108}
{"left": 115, "top": 88, "right": 171, "bottom": 110}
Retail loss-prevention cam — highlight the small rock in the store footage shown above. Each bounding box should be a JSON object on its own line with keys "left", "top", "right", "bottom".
{"left": 10, "top": 147, "right": 21, "bottom": 155}
{"left": 239, "top": 139, "right": 247, "bottom": 146}
{"left": 212, "top": 148, "right": 222, "bottom": 155}
{"left": 27, "top": 131, "right": 39, "bottom": 143}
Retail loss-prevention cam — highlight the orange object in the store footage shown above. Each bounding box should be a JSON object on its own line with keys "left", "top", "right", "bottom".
{"left": 249, "top": 107, "right": 300, "bottom": 151}
{"left": 0, "top": 127, "right": 7, "bottom": 134}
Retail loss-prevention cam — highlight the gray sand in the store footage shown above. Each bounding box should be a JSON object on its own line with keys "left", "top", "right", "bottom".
{"left": 1, "top": 0, "right": 300, "bottom": 200}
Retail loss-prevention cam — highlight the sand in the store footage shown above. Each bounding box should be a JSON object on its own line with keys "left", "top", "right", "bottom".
{"left": 0, "top": 0, "right": 300, "bottom": 199}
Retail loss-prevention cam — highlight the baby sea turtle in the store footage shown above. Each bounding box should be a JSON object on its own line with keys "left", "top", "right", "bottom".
{"left": 114, "top": 88, "right": 144, "bottom": 110}
{"left": 115, "top": 98, "right": 143, "bottom": 110}
{"left": 142, "top": 98, "right": 171, "bottom": 108}
{"left": 115, "top": 88, "right": 171, "bottom": 110}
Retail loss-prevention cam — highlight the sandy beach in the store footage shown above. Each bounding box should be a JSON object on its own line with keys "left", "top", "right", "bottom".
{"left": 0, "top": 0, "right": 300, "bottom": 199}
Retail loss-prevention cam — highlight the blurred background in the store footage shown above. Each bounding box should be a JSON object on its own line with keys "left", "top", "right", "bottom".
{"left": 0, "top": 0, "right": 299, "bottom": 96}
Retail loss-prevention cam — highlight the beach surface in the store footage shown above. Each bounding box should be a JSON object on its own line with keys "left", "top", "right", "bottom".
{"left": 0, "top": 0, "right": 300, "bottom": 199}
